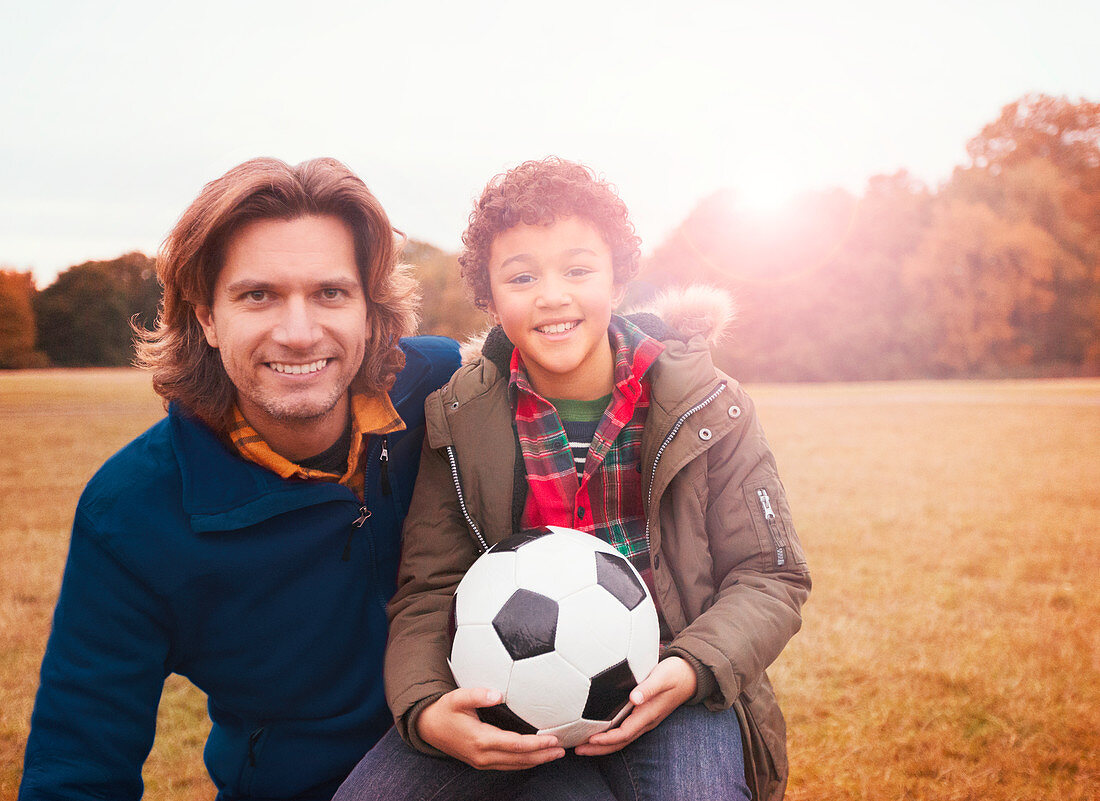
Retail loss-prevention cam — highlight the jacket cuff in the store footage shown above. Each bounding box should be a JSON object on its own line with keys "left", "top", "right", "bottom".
{"left": 663, "top": 647, "right": 719, "bottom": 706}
{"left": 398, "top": 693, "right": 449, "bottom": 757}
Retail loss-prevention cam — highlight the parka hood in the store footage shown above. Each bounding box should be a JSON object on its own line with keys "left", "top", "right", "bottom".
{"left": 458, "top": 284, "right": 735, "bottom": 369}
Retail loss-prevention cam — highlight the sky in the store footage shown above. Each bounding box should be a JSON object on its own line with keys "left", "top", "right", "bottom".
{"left": 2, "top": 0, "right": 1097, "bottom": 286}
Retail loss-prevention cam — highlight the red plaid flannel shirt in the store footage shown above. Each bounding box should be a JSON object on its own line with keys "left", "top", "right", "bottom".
{"left": 512, "top": 317, "right": 665, "bottom": 591}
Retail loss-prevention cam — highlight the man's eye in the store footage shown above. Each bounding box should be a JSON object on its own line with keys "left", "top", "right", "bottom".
{"left": 321, "top": 288, "right": 345, "bottom": 300}
{"left": 245, "top": 290, "right": 268, "bottom": 302}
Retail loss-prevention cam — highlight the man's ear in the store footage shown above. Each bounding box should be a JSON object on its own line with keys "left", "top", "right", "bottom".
{"left": 193, "top": 305, "right": 219, "bottom": 348}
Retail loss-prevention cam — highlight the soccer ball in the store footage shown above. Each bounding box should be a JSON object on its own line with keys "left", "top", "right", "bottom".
{"left": 448, "top": 526, "right": 660, "bottom": 748}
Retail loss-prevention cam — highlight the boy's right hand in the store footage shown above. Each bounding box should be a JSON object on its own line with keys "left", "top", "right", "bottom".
{"left": 417, "top": 688, "right": 565, "bottom": 770}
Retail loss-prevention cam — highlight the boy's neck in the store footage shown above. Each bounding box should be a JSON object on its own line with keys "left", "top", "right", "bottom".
{"left": 523, "top": 339, "right": 616, "bottom": 401}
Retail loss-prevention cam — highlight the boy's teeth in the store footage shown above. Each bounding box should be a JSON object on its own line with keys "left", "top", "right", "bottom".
{"left": 538, "top": 321, "right": 578, "bottom": 334}
{"left": 270, "top": 359, "right": 327, "bottom": 375}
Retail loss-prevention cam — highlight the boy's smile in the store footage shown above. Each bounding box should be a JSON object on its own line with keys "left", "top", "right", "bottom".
{"left": 487, "top": 217, "right": 625, "bottom": 400}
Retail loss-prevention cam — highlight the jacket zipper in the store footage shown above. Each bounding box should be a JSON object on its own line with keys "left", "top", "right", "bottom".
{"left": 341, "top": 440, "right": 377, "bottom": 561}
{"left": 643, "top": 382, "right": 727, "bottom": 556}
{"left": 247, "top": 727, "right": 264, "bottom": 767}
{"left": 379, "top": 436, "right": 391, "bottom": 496}
{"left": 445, "top": 445, "right": 490, "bottom": 553}
{"left": 756, "top": 488, "right": 787, "bottom": 567}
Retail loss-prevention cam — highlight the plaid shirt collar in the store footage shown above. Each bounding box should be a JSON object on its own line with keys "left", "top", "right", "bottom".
{"left": 510, "top": 316, "right": 665, "bottom": 559}
{"left": 508, "top": 316, "right": 665, "bottom": 412}
{"left": 226, "top": 392, "right": 405, "bottom": 497}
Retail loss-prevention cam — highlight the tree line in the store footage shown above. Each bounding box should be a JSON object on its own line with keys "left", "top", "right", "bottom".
{"left": 2, "top": 94, "right": 1097, "bottom": 380}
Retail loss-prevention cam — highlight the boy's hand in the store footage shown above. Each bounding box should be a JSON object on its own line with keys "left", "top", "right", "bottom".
{"left": 417, "top": 687, "right": 566, "bottom": 770}
{"left": 573, "top": 656, "right": 697, "bottom": 756}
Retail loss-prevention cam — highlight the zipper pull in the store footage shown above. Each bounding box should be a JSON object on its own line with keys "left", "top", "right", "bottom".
{"left": 757, "top": 488, "right": 775, "bottom": 520}
{"left": 379, "top": 436, "right": 391, "bottom": 496}
{"left": 342, "top": 507, "right": 371, "bottom": 561}
{"left": 756, "top": 488, "right": 786, "bottom": 567}
{"left": 247, "top": 728, "right": 263, "bottom": 766}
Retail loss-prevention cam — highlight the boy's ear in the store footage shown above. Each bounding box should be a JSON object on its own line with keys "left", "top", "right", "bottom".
{"left": 612, "top": 282, "right": 627, "bottom": 309}
{"left": 485, "top": 299, "right": 501, "bottom": 326}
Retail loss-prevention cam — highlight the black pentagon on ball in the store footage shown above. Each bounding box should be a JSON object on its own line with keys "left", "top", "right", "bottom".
{"left": 595, "top": 551, "right": 647, "bottom": 610}
{"left": 583, "top": 659, "right": 637, "bottom": 721}
{"left": 477, "top": 703, "right": 538, "bottom": 735}
{"left": 489, "top": 527, "right": 554, "bottom": 553}
{"left": 493, "top": 588, "right": 558, "bottom": 660}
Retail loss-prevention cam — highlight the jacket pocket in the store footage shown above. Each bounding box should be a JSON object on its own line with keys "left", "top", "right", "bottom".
{"left": 239, "top": 725, "right": 267, "bottom": 795}
{"left": 743, "top": 476, "right": 807, "bottom": 572}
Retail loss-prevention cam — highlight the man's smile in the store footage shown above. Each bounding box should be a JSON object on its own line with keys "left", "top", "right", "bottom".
{"left": 266, "top": 358, "right": 329, "bottom": 375}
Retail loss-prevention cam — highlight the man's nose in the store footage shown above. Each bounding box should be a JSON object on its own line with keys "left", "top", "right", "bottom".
{"left": 272, "top": 297, "right": 323, "bottom": 349}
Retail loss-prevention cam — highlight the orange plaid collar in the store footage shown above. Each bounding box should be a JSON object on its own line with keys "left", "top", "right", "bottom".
{"left": 226, "top": 393, "right": 405, "bottom": 492}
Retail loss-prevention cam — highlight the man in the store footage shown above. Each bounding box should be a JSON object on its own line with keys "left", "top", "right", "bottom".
{"left": 18, "top": 157, "right": 460, "bottom": 800}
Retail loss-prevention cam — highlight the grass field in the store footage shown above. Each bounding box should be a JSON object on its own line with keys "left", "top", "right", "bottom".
{"left": 1, "top": 370, "right": 1097, "bottom": 800}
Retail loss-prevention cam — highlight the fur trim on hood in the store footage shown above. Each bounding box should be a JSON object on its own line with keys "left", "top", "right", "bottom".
{"left": 458, "top": 284, "right": 734, "bottom": 366}
{"left": 624, "top": 284, "right": 735, "bottom": 348}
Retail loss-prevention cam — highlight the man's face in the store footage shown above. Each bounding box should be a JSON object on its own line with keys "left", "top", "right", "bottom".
{"left": 195, "top": 214, "right": 368, "bottom": 446}
{"left": 487, "top": 216, "right": 624, "bottom": 400}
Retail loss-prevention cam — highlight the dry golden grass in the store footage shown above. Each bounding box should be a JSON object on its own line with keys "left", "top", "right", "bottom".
{"left": 1, "top": 370, "right": 1097, "bottom": 800}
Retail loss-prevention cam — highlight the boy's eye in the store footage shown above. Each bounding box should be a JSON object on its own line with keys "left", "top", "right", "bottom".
{"left": 506, "top": 273, "right": 536, "bottom": 285}
{"left": 566, "top": 266, "right": 594, "bottom": 278}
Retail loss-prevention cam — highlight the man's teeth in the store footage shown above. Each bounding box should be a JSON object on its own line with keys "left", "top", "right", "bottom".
{"left": 537, "top": 321, "right": 579, "bottom": 334}
{"left": 269, "top": 359, "right": 327, "bottom": 375}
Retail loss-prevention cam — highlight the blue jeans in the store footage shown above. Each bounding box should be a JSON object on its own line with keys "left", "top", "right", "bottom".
{"left": 332, "top": 704, "right": 749, "bottom": 801}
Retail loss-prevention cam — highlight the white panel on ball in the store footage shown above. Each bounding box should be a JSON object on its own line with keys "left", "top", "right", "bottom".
{"left": 625, "top": 601, "right": 661, "bottom": 681}
{"left": 513, "top": 533, "right": 597, "bottom": 600}
{"left": 448, "top": 624, "right": 514, "bottom": 694}
{"left": 555, "top": 586, "right": 632, "bottom": 677}
{"left": 507, "top": 652, "right": 590, "bottom": 729}
{"left": 538, "top": 718, "right": 612, "bottom": 749}
{"left": 454, "top": 552, "right": 519, "bottom": 625}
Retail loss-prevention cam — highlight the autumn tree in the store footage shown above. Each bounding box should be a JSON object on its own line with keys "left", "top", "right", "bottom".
{"left": 34, "top": 252, "right": 160, "bottom": 366}
{"left": 0, "top": 269, "right": 46, "bottom": 368}
{"left": 959, "top": 94, "right": 1100, "bottom": 371}
{"left": 403, "top": 240, "right": 487, "bottom": 341}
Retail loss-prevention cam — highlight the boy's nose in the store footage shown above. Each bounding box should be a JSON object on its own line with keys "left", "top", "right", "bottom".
{"left": 535, "top": 277, "right": 571, "bottom": 308}
{"left": 272, "top": 298, "right": 323, "bottom": 349}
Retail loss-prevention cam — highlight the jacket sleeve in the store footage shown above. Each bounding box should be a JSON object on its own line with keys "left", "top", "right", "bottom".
{"left": 383, "top": 432, "right": 482, "bottom": 755}
{"left": 664, "top": 386, "right": 811, "bottom": 710}
{"left": 20, "top": 506, "right": 171, "bottom": 801}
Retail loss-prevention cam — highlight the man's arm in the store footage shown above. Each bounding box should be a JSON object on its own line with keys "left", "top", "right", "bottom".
{"left": 20, "top": 507, "right": 170, "bottom": 801}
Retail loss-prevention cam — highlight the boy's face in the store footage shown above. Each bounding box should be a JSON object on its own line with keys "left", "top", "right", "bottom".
{"left": 487, "top": 216, "right": 625, "bottom": 400}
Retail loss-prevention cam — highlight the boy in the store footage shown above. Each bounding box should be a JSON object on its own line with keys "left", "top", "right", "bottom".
{"left": 336, "top": 158, "right": 810, "bottom": 801}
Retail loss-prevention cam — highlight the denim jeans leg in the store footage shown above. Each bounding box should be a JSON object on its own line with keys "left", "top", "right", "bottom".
{"left": 512, "top": 753, "right": 616, "bottom": 801}
{"left": 331, "top": 727, "right": 518, "bottom": 801}
{"left": 594, "top": 704, "right": 751, "bottom": 801}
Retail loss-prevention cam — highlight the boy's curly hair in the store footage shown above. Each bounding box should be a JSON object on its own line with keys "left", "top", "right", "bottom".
{"left": 458, "top": 157, "right": 642, "bottom": 310}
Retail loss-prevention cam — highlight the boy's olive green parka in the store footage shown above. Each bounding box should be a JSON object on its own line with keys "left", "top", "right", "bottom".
{"left": 385, "top": 287, "right": 811, "bottom": 801}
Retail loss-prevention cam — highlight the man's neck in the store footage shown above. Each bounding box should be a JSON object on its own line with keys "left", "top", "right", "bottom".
{"left": 238, "top": 393, "right": 352, "bottom": 463}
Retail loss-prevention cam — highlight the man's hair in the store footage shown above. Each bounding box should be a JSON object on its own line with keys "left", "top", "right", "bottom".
{"left": 135, "top": 157, "right": 419, "bottom": 428}
{"left": 458, "top": 157, "right": 642, "bottom": 310}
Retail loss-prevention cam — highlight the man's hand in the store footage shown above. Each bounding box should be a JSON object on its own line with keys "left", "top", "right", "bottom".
{"left": 573, "top": 656, "right": 697, "bottom": 756}
{"left": 417, "top": 688, "right": 566, "bottom": 770}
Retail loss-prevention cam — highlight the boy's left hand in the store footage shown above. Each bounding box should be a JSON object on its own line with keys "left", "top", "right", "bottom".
{"left": 572, "top": 656, "right": 697, "bottom": 756}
